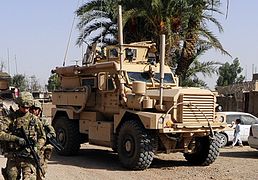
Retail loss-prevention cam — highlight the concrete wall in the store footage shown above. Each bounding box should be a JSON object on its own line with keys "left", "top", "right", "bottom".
{"left": 247, "top": 91, "right": 258, "bottom": 117}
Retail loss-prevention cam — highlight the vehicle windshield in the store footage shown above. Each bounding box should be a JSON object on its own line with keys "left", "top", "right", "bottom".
{"left": 127, "top": 72, "right": 175, "bottom": 84}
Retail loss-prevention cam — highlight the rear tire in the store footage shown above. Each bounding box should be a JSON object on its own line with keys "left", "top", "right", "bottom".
{"left": 184, "top": 133, "right": 220, "bottom": 166}
{"left": 117, "top": 120, "right": 154, "bottom": 170}
{"left": 53, "top": 116, "right": 81, "bottom": 155}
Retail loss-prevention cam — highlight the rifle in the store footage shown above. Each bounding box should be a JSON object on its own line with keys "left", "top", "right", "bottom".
{"left": 46, "top": 133, "right": 64, "bottom": 151}
{"left": 20, "top": 126, "right": 45, "bottom": 178}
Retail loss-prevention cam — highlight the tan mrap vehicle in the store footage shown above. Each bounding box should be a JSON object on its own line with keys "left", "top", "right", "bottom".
{"left": 0, "top": 72, "right": 18, "bottom": 114}
{"left": 51, "top": 34, "right": 227, "bottom": 169}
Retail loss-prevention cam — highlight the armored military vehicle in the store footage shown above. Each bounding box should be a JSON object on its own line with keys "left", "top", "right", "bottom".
{"left": 0, "top": 72, "right": 18, "bottom": 115}
{"left": 51, "top": 6, "right": 226, "bottom": 170}
{"left": 0, "top": 72, "right": 18, "bottom": 154}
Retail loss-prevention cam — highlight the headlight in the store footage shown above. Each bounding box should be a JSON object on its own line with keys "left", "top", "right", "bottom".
{"left": 158, "top": 117, "right": 164, "bottom": 124}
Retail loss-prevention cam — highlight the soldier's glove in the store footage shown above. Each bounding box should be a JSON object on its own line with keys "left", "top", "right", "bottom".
{"left": 16, "top": 137, "right": 26, "bottom": 146}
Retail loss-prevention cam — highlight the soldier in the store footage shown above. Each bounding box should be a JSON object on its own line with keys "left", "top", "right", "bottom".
{"left": 0, "top": 92, "right": 46, "bottom": 180}
{"left": 30, "top": 100, "right": 56, "bottom": 180}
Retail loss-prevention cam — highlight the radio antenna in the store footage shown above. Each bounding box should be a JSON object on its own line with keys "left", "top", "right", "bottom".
{"left": 63, "top": 0, "right": 81, "bottom": 66}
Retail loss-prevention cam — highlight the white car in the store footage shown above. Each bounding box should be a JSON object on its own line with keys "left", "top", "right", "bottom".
{"left": 248, "top": 124, "right": 258, "bottom": 149}
{"left": 216, "top": 112, "right": 258, "bottom": 147}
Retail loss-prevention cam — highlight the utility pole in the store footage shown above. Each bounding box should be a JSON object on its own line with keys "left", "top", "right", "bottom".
{"left": 7, "top": 48, "right": 10, "bottom": 74}
{"left": 252, "top": 64, "right": 254, "bottom": 76}
{"left": 15, "top": 54, "right": 18, "bottom": 74}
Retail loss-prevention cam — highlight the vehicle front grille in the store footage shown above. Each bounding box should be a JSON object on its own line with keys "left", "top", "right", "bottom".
{"left": 177, "top": 94, "right": 215, "bottom": 123}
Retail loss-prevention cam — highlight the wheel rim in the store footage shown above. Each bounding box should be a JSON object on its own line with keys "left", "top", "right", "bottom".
{"left": 220, "top": 134, "right": 227, "bottom": 147}
{"left": 122, "top": 134, "right": 135, "bottom": 158}
{"left": 57, "top": 128, "right": 66, "bottom": 146}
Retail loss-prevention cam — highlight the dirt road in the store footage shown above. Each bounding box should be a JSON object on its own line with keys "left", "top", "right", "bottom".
{"left": 1, "top": 144, "right": 258, "bottom": 180}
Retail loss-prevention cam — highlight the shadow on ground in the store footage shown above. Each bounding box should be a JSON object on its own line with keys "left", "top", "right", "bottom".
{"left": 49, "top": 148, "right": 123, "bottom": 171}
{"left": 220, "top": 149, "right": 258, "bottom": 159}
{"left": 151, "top": 158, "right": 189, "bottom": 169}
{"left": 48, "top": 148, "right": 191, "bottom": 171}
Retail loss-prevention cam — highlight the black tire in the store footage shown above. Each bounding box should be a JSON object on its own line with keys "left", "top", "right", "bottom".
{"left": 117, "top": 120, "right": 154, "bottom": 170}
{"left": 53, "top": 116, "right": 81, "bottom": 155}
{"left": 111, "top": 134, "right": 118, "bottom": 152}
{"left": 184, "top": 133, "right": 220, "bottom": 166}
{"left": 219, "top": 133, "right": 228, "bottom": 147}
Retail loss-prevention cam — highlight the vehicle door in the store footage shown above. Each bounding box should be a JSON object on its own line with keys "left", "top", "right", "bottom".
{"left": 240, "top": 114, "right": 258, "bottom": 141}
{"left": 225, "top": 115, "right": 241, "bottom": 142}
{"left": 98, "top": 72, "right": 119, "bottom": 114}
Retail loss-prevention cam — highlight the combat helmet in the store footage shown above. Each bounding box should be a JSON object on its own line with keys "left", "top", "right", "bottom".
{"left": 33, "top": 100, "right": 42, "bottom": 110}
{"left": 15, "top": 91, "right": 34, "bottom": 107}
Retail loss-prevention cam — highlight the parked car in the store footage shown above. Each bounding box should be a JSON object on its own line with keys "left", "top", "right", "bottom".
{"left": 248, "top": 124, "right": 258, "bottom": 149}
{"left": 215, "top": 112, "right": 258, "bottom": 147}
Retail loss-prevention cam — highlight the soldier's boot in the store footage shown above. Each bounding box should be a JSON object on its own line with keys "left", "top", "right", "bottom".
{"left": 44, "top": 147, "right": 53, "bottom": 160}
{"left": 1, "top": 168, "right": 8, "bottom": 180}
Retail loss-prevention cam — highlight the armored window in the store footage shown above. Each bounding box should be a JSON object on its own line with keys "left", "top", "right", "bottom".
{"left": 125, "top": 48, "right": 137, "bottom": 61}
{"left": 109, "top": 48, "right": 118, "bottom": 58}
{"left": 81, "top": 77, "right": 97, "bottom": 88}
{"left": 127, "top": 72, "right": 175, "bottom": 84}
{"left": 107, "top": 76, "right": 115, "bottom": 91}
{"left": 98, "top": 73, "right": 116, "bottom": 91}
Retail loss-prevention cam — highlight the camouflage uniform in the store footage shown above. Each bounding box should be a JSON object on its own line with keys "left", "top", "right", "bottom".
{"left": 32, "top": 100, "right": 56, "bottom": 180}
{"left": 0, "top": 92, "right": 46, "bottom": 180}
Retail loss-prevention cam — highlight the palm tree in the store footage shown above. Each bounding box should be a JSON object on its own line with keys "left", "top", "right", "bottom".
{"left": 174, "top": 0, "right": 230, "bottom": 77}
{"left": 121, "top": 0, "right": 185, "bottom": 51}
{"left": 76, "top": 0, "right": 230, "bottom": 78}
{"left": 76, "top": 0, "right": 119, "bottom": 46}
{"left": 181, "top": 43, "right": 222, "bottom": 87}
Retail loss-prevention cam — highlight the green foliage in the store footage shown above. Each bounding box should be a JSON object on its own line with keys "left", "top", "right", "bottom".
{"left": 182, "top": 77, "right": 207, "bottom": 87}
{"left": 216, "top": 58, "right": 245, "bottom": 86}
{"left": 10, "top": 74, "right": 28, "bottom": 91}
{"left": 47, "top": 74, "right": 60, "bottom": 91}
{"left": 181, "top": 43, "right": 221, "bottom": 87}
{"left": 76, "top": 0, "right": 229, "bottom": 80}
{"left": 181, "top": 59, "right": 221, "bottom": 87}
{"left": 76, "top": 0, "right": 119, "bottom": 46}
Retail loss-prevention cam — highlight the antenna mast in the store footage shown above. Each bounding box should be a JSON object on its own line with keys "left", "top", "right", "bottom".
{"left": 63, "top": 0, "right": 81, "bottom": 66}
{"left": 118, "top": 5, "right": 124, "bottom": 70}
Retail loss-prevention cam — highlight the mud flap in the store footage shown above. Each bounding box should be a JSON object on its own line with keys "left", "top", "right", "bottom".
{"left": 1, "top": 168, "right": 7, "bottom": 180}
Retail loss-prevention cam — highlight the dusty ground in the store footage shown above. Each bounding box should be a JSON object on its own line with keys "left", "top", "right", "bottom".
{"left": 0, "top": 144, "right": 258, "bottom": 180}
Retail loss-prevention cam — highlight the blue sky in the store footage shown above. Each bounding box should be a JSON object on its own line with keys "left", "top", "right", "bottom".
{"left": 0, "top": 0, "right": 258, "bottom": 89}
{"left": 202, "top": 0, "right": 258, "bottom": 87}
{"left": 0, "top": 0, "right": 83, "bottom": 87}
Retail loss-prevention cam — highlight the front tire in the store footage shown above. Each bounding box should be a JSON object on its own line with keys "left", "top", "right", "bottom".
{"left": 53, "top": 116, "right": 81, "bottom": 155}
{"left": 219, "top": 133, "right": 228, "bottom": 147}
{"left": 117, "top": 120, "right": 154, "bottom": 170}
{"left": 184, "top": 133, "right": 220, "bottom": 166}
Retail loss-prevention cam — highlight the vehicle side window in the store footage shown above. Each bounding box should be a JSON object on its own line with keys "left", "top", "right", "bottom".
{"left": 98, "top": 72, "right": 116, "bottom": 91}
{"left": 109, "top": 48, "right": 118, "bottom": 58}
{"left": 226, "top": 115, "right": 240, "bottom": 124}
{"left": 241, "top": 115, "right": 257, "bottom": 125}
{"left": 107, "top": 76, "right": 115, "bottom": 91}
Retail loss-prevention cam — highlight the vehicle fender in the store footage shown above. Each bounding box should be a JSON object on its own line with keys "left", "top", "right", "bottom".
{"left": 52, "top": 107, "right": 79, "bottom": 121}
{"left": 114, "top": 109, "right": 170, "bottom": 133}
